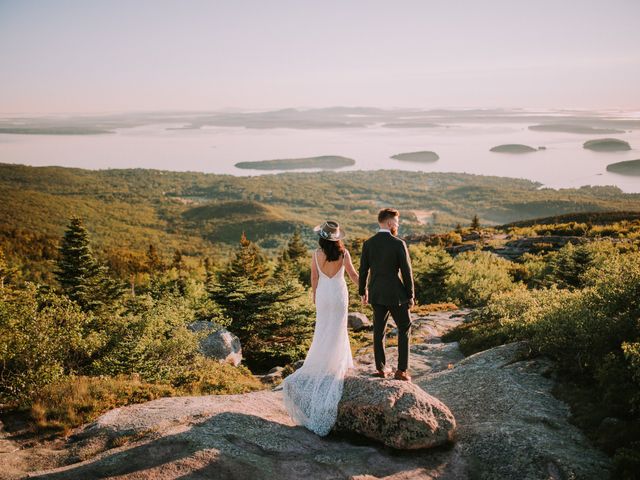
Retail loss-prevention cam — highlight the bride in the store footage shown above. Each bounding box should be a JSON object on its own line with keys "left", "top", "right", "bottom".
{"left": 282, "top": 220, "right": 359, "bottom": 436}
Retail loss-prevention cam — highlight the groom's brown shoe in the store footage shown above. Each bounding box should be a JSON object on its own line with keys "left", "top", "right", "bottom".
{"left": 373, "top": 369, "right": 390, "bottom": 378}
{"left": 394, "top": 370, "right": 411, "bottom": 382}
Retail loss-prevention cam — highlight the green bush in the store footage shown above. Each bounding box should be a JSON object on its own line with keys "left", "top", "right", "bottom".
{"left": 410, "top": 245, "right": 454, "bottom": 304}
{"left": 452, "top": 249, "right": 640, "bottom": 468}
{"left": 446, "top": 250, "right": 517, "bottom": 307}
{"left": 0, "top": 284, "right": 105, "bottom": 404}
{"left": 91, "top": 293, "right": 200, "bottom": 383}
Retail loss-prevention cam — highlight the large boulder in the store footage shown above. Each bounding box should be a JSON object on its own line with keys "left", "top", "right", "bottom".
{"left": 188, "top": 321, "right": 242, "bottom": 366}
{"left": 334, "top": 374, "right": 456, "bottom": 449}
{"left": 348, "top": 312, "right": 372, "bottom": 331}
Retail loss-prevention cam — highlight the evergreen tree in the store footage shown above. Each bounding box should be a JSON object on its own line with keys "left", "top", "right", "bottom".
{"left": 146, "top": 244, "right": 164, "bottom": 272}
{"left": 273, "top": 248, "right": 294, "bottom": 280}
{"left": 210, "top": 234, "right": 313, "bottom": 371}
{"left": 172, "top": 249, "right": 185, "bottom": 271}
{"left": 414, "top": 247, "right": 455, "bottom": 304}
{"left": 218, "top": 233, "right": 270, "bottom": 286}
{"left": 282, "top": 228, "right": 312, "bottom": 286}
{"left": 54, "top": 216, "right": 122, "bottom": 311}
{"left": 471, "top": 214, "right": 480, "bottom": 230}
{"left": 548, "top": 242, "right": 593, "bottom": 289}
{"left": 287, "top": 227, "right": 308, "bottom": 262}
{"left": 455, "top": 223, "right": 463, "bottom": 234}
{"left": 203, "top": 256, "right": 215, "bottom": 288}
{"left": 211, "top": 275, "right": 313, "bottom": 371}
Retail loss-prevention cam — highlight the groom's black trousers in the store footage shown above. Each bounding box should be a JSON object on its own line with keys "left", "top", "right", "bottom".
{"left": 372, "top": 303, "right": 412, "bottom": 371}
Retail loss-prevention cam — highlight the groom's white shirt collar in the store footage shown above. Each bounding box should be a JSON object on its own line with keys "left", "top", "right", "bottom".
{"left": 378, "top": 228, "right": 391, "bottom": 233}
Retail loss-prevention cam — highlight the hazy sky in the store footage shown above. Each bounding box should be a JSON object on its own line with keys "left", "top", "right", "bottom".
{"left": 1, "top": 0, "right": 639, "bottom": 113}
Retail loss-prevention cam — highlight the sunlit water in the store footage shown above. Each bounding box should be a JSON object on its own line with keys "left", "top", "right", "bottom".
{"left": 1, "top": 122, "right": 639, "bottom": 193}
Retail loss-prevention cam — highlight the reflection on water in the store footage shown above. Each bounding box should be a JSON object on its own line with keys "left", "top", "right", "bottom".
{"left": 1, "top": 122, "right": 639, "bottom": 193}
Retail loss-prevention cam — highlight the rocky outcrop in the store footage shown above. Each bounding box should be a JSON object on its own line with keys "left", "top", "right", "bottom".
{"left": 421, "top": 342, "right": 611, "bottom": 479}
{"left": 24, "top": 310, "right": 611, "bottom": 480}
{"left": 445, "top": 243, "right": 477, "bottom": 256}
{"left": 335, "top": 375, "right": 456, "bottom": 449}
{"left": 488, "top": 235, "right": 588, "bottom": 260}
{"left": 188, "top": 321, "right": 242, "bottom": 366}
{"left": 348, "top": 312, "right": 372, "bottom": 331}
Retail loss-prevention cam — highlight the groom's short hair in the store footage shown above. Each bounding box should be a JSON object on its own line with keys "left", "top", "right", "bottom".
{"left": 378, "top": 208, "right": 399, "bottom": 223}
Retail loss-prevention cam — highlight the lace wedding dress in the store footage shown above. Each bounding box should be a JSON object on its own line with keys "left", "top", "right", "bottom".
{"left": 282, "top": 250, "right": 354, "bottom": 436}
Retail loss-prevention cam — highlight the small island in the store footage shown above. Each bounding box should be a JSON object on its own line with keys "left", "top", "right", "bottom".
{"left": 235, "top": 155, "right": 355, "bottom": 171}
{"left": 490, "top": 144, "right": 537, "bottom": 153}
{"left": 583, "top": 138, "right": 631, "bottom": 152}
{"left": 391, "top": 151, "right": 440, "bottom": 163}
{"left": 383, "top": 122, "right": 440, "bottom": 128}
{"left": 529, "top": 124, "right": 625, "bottom": 134}
{"left": 606, "top": 159, "right": 640, "bottom": 176}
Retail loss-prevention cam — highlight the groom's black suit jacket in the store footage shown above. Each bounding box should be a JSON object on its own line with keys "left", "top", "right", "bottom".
{"left": 359, "top": 231, "right": 414, "bottom": 306}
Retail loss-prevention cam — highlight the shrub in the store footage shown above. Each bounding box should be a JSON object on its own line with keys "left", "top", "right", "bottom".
{"left": 91, "top": 293, "right": 200, "bottom": 383}
{"left": 446, "top": 250, "right": 517, "bottom": 307}
{"left": 0, "top": 284, "right": 105, "bottom": 404}
{"left": 410, "top": 245, "right": 454, "bottom": 304}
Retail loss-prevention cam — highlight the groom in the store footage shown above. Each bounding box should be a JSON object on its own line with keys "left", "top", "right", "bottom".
{"left": 359, "top": 208, "right": 415, "bottom": 382}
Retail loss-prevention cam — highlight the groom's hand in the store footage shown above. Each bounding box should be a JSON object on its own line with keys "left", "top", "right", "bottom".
{"left": 408, "top": 298, "right": 415, "bottom": 308}
{"left": 360, "top": 293, "right": 368, "bottom": 305}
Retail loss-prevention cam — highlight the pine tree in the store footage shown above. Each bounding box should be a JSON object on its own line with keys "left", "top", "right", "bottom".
{"left": 287, "top": 227, "right": 308, "bottom": 262}
{"left": 54, "top": 216, "right": 122, "bottom": 311}
{"left": 273, "top": 248, "right": 294, "bottom": 280}
{"left": 549, "top": 242, "right": 592, "bottom": 289}
{"left": 218, "top": 233, "right": 270, "bottom": 286}
{"left": 203, "top": 257, "right": 215, "bottom": 288}
{"left": 172, "top": 249, "right": 185, "bottom": 271}
{"left": 146, "top": 244, "right": 164, "bottom": 272}
{"left": 211, "top": 275, "right": 313, "bottom": 371}
{"left": 471, "top": 215, "right": 480, "bottom": 231}
{"left": 415, "top": 247, "right": 454, "bottom": 304}
{"left": 455, "top": 223, "right": 463, "bottom": 234}
{"left": 210, "top": 234, "right": 313, "bottom": 371}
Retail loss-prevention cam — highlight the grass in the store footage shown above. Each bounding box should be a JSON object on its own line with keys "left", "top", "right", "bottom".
{"left": 412, "top": 302, "right": 459, "bottom": 315}
{"left": 23, "top": 360, "right": 264, "bottom": 436}
{"left": 28, "top": 376, "right": 176, "bottom": 435}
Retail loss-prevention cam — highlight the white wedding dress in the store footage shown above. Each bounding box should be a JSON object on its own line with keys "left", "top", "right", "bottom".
{"left": 282, "top": 250, "right": 354, "bottom": 436}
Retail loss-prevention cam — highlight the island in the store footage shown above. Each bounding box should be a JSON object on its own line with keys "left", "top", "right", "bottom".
{"left": 528, "top": 124, "right": 625, "bottom": 134}
{"left": 235, "top": 155, "right": 355, "bottom": 171}
{"left": 383, "top": 122, "right": 440, "bottom": 128}
{"left": 0, "top": 126, "right": 114, "bottom": 135}
{"left": 606, "top": 159, "right": 640, "bottom": 176}
{"left": 391, "top": 151, "right": 440, "bottom": 163}
{"left": 490, "top": 144, "right": 537, "bottom": 153}
{"left": 583, "top": 138, "right": 631, "bottom": 152}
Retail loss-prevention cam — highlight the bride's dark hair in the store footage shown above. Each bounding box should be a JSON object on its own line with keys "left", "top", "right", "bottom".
{"left": 319, "top": 238, "right": 345, "bottom": 262}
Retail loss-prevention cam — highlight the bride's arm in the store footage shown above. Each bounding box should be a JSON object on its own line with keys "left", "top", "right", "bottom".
{"left": 311, "top": 250, "right": 319, "bottom": 304}
{"left": 344, "top": 250, "right": 359, "bottom": 284}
